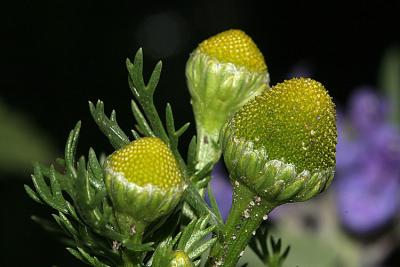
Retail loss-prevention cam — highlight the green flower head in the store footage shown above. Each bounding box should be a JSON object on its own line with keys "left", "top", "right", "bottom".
{"left": 222, "top": 78, "right": 337, "bottom": 203}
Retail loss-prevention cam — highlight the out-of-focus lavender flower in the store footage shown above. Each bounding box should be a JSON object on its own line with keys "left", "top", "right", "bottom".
{"left": 335, "top": 87, "right": 400, "bottom": 234}
{"left": 372, "top": 125, "right": 400, "bottom": 165}
{"left": 336, "top": 159, "right": 400, "bottom": 233}
{"left": 336, "top": 111, "right": 364, "bottom": 170}
{"left": 348, "top": 87, "right": 387, "bottom": 135}
{"left": 206, "top": 161, "right": 232, "bottom": 221}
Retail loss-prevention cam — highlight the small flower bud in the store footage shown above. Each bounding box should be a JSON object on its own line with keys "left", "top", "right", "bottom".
{"left": 169, "top": 251, "right": 194, "bottom": 267}
{"left": 222, "top": 78, "right": 337, "bottom": 203}
{"left": 105, "top": 137, "right": 185, "bottom": 233}
{"left": 186, "top": 29, "right": 269, "bottom": 169}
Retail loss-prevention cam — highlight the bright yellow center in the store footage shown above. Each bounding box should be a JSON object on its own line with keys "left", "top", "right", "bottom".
{"left": 108, "top": 137, "right": 183, "bottom": 190}
{"left": 198, "top": 29, "right": 267, "bottom": 72}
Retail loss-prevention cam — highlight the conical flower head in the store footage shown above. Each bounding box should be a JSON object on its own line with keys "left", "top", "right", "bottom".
{"left": 105, "top": 137, "right": 185, "bottom": 231}
{"left": 186, "top": 29, "right": 269, "bottom": 170}
{"left": 108, "top": 137, "right": 183, "bottom": 190}
{"left": 222, "top": 78, "right": 337, "bottom": 202}
{"left": 198, "top": 29, "right": 267, "bottom": 73}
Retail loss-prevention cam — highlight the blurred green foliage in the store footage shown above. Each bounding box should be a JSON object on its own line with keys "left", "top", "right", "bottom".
{"left": 379, "top": 46, "right": 400, "bottom": 126}
{"left": 0, "top": 100, "right": 56, "bottom": 176}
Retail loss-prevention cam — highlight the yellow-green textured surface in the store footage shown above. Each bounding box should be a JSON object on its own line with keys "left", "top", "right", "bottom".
{"left": 227, "top": 78, "right": 336, "bottom": 172}
{"left": 199, "top": 29, "right": 267, "bottom": 72}
{"left": 108, "top": 137, "right": 182, "bottom": 190}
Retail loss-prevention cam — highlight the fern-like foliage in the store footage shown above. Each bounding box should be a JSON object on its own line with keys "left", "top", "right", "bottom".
{"left": 249, "top": 224, "right": 290, "bottom": 267}
{"left": 151, "top": 216, "right": 216, "bottom": 267}
{"left": 24, "top": 48, "right": 222, "bottom": 266}
{"left": 25, "top": 122, "right": 152, "bottom": 266}
{"left": 24, "top": 47, "right": 291, "bottom": 267}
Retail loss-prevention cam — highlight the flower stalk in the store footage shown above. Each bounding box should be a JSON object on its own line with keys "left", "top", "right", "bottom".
{"left": 211, "top": 182, "right": 276, "bottom": 267}
{"left": 186, "top": 29, "right": 269, "bottom": 174}
{"left": 210, "top": 78, "right": 337, "bottom": 266}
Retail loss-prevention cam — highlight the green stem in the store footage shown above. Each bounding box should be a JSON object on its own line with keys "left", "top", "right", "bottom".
{"left": 115, "top": 212, "right": 146, "bottom": 266}
{"left": 184, "top": 181, "right": 225, "bottom": 232}
{"left": 266, "top": 256, "right": 282, "bottom": 267}
{"left": 195, "top": 126, "right": 221, "bottom": 173}
{"left": 121, "top": 251, "right": 142, "bottom": 267}
{"left": 209, "top": 182, "right": 276, "bottom": 267}
{"left": 116, "top": 212, "right": 146, "bottom": 243}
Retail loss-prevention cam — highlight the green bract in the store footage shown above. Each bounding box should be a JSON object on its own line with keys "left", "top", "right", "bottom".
{"left": 222, "top": 77, "right": 337, "bottom": 202}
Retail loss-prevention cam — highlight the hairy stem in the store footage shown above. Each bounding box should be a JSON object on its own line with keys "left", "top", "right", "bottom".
{"left": 115, "top": 212, "right": 146, "bottom": 266}
{"left": 195, "top": 126, "right": 221, "bottom": 173}
{"left": 209, "top": 182, "right": 276, "bottom": 267}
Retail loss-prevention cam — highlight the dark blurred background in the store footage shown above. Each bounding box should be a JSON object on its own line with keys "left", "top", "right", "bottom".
{"left": 1, "top": 0, "right": 400, "bottom": 266}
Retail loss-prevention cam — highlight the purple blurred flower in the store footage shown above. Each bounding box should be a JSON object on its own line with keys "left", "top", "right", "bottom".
{"left": 336, "top": 111, "right": 365, "bottom": 170}
{"left": 206, "top": 161, "right": 232, "bottom": 221}
{"left": 336, "top": 159, "right": 400, "bottom": 233}
{"left": 335, "top": 87, "right": 400, "bottom": 234}
{"left": 348, "top": 87, "right": 388, "bottom": 135}
{"left": 372, "top": 125, "right": 400, "bottom": 165}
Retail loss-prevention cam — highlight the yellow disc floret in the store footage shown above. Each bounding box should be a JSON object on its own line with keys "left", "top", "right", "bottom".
{"left": 108, "top": 137, "right": 183, "bottom": 191}
{"left": 227, "top": 78, "right": 337, "bottom": 172}
{"left": 198, "top": 29, "right": 267, "bottom": 72}
{"left": 170, "top": 251, "right": 193, "bottom": 267}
